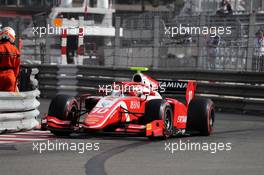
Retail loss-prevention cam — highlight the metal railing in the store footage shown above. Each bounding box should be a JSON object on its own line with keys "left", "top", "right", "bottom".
{"left": 106, "top": 12, "right": 264, "bottom": 71}
{"left": 16, "top": 10, "right": 264, "bottom": 71}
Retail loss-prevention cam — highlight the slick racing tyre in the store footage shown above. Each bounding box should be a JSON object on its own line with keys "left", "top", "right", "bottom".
{"left": 144, "top": 99, "right": 173, "bottom": 139}
{"left": 48, "top": 94, "right": 78, "bottom": 136}
{"left": 187, "top": 98, "right": 215, "bottom": 136}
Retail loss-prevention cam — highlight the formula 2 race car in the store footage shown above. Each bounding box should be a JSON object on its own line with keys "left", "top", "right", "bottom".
{"left": 45, "top": 67, "right": 215, "bottom": 139}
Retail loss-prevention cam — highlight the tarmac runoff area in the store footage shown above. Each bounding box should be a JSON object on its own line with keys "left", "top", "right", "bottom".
{"left": 0, "top": 98, "right": 263, "bottom": 175}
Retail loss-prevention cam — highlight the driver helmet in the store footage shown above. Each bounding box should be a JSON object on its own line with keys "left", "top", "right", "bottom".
{"left": 0, "top": 27, "right": 16, "bottom": 43}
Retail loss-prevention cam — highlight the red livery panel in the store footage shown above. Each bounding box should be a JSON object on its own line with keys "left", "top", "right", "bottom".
{"left": 43, "top": 71, "right": 215, "bottom": 139}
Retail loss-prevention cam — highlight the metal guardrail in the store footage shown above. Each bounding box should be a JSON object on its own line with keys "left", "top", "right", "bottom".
{"left": 28, "top": 64, "right": 264, "bottom": 115}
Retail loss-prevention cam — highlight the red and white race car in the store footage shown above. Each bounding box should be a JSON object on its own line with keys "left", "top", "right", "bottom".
{"left": 44, "top": 68, "right": 215, "bottom": 139}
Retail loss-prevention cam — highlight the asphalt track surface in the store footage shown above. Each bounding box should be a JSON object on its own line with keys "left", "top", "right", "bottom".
{"left": 0, "top": 99, "right": 263, "bottom": 175}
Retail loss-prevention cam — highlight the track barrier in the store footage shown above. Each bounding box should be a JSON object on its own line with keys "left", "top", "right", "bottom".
{"left": 26, "top": 64, "right": 264, "bottom": 115}
{"left": 0, "top": 67, "right": 40, "bottom": 133}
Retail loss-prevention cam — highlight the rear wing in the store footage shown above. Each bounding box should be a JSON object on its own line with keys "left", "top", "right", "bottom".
{"left": 129, "top": 67, "right": 196, "bottom": 105}
{"left": 158, "top": 80, "right": 197, "bottom": 105}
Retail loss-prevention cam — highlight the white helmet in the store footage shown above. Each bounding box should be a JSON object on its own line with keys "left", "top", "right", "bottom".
{"left": 0, "top": 27, "right": 16, "bottom": 43}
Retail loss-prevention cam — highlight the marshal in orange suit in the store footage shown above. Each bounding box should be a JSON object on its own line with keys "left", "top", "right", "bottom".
{"left": 0, "top": 27, "right": 20, "bottom": 92}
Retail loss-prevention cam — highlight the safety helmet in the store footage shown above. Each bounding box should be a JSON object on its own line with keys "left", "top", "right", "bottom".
{"left": 0, "top": 27, "right": 16, "bottom": 43}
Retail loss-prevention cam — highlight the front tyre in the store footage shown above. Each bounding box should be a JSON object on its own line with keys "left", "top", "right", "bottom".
{"left": 162, "top": 104, "right": 173, "bottom": 138}
{"left": 48, "top": 94, "right": 79, "bottom": 136}
{"left": 187, "top": 98, "right": 215, "bottom": 136}
{"left": 144, "top": 99, "right": 173, "bottom": 139}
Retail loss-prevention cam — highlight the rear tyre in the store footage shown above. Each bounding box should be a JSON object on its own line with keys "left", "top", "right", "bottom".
{"left": 144, "top": 99, "right": 173, "bottom": 139}
{"left": 187, "top": 98, "right": 215, "bottom": 136}
{"left": 48, "top": 94, "right": 78, "bottom": 136}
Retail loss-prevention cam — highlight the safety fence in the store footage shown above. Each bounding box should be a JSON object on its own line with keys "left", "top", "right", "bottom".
{"left": 28, "top": 64, "right": 264, "bottom": 115}
{"left": 110, "top": 12, "right": 264, "bottom": 71}
{"left": 18, "top": 11, "right": 264, "bottom": 71}
{"left": 0, "top": 67, "right": 40, "bottom": 133}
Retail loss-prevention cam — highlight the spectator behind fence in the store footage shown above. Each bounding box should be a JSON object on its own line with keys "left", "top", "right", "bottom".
{"left": 254, "top": 31, "right": 264, "bottom": 72}
{"left": 206, "top": 29, "right": 220, "bottom": 70}
{"left": 216, "top": 0, "right": 233, "bottom": 16}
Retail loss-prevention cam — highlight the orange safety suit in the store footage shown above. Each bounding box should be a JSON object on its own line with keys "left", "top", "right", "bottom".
{"left": 0, "top": 41, "right": 20, "bottom": 92}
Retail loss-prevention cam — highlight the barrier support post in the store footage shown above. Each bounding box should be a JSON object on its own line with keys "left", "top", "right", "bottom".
{"left": 45, "top": 19, "right": 51, "bottom": 64}
{"left": 198, "top": 14, "right": 206, "bottom": 69}
{"left": 153, "top": 15, "right": 160, "bottom": 69}
{"left": 114, "top": 16, "right": 121, "bottom": 67}
{"left": 78, "top": 16, "right": 84, "bottom": 65}
{"left": 246, "top": 12, "right": 256, "bottom": 71}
